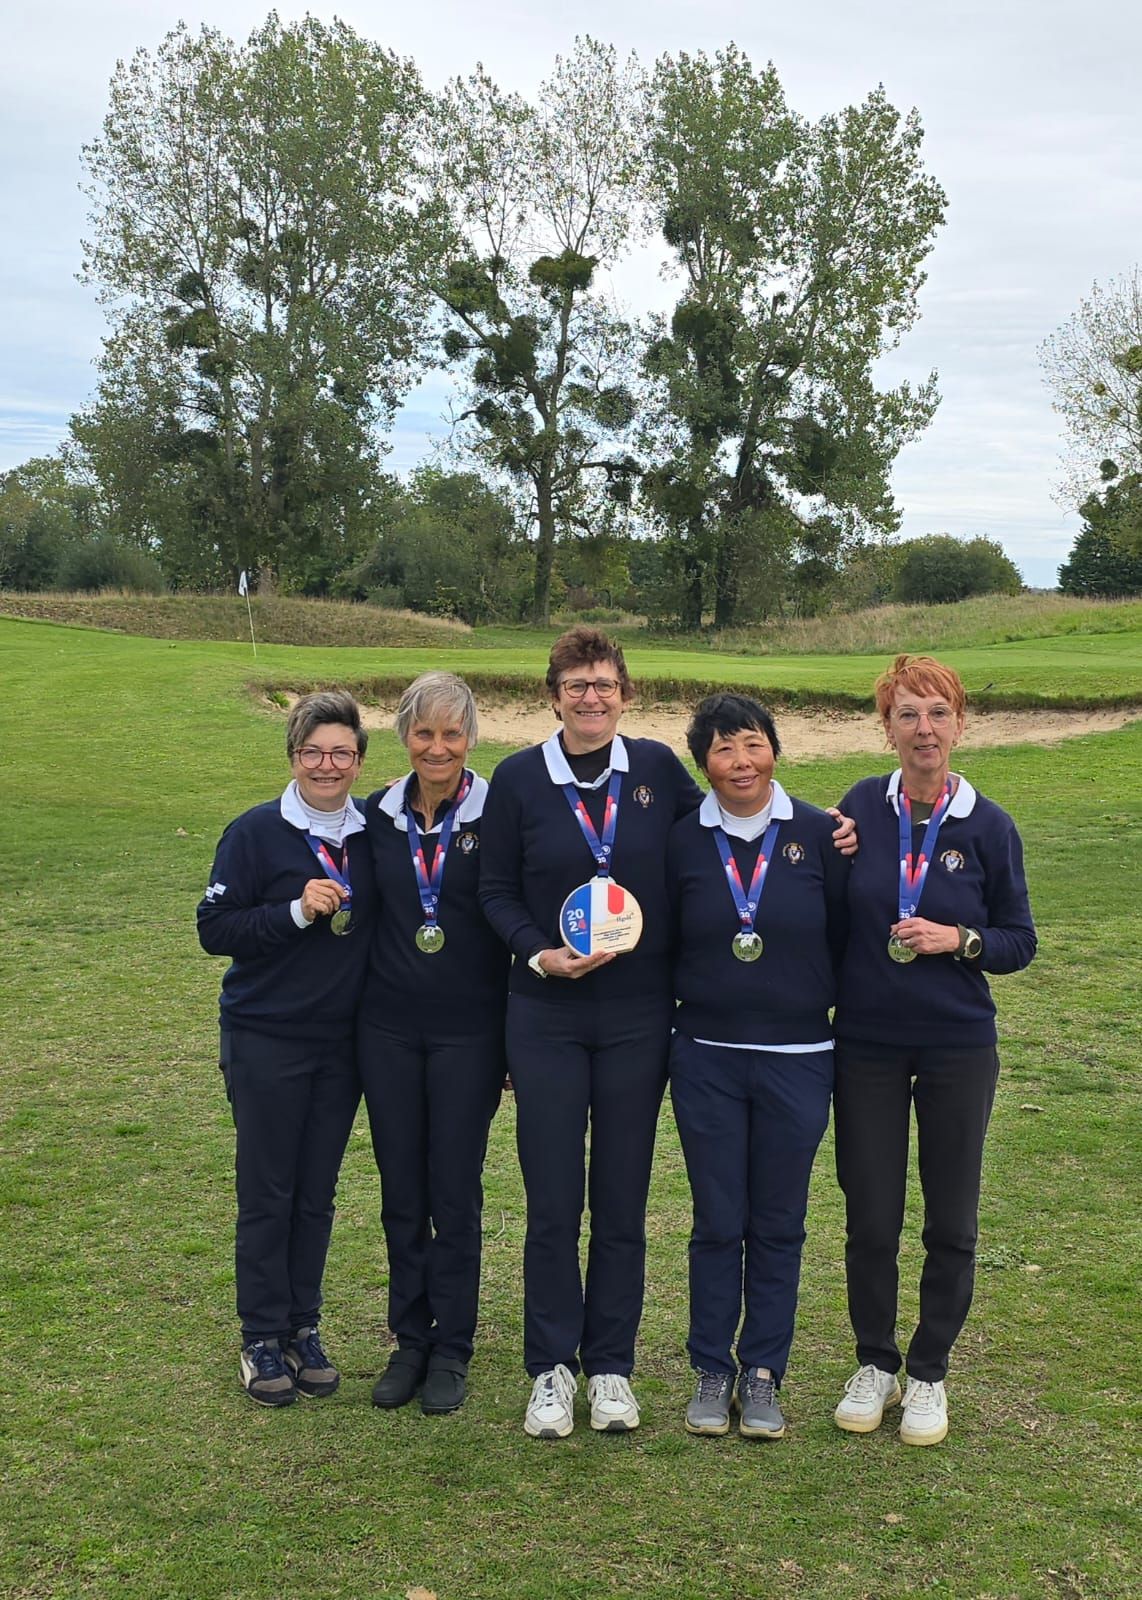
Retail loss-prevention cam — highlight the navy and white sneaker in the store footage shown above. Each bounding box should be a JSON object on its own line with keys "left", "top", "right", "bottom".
{"left": 285, "top": 1327, "right": 340, "bottom": 1398}
{"left": 239, "top": 1339, "right": 297, "bottom": 1406}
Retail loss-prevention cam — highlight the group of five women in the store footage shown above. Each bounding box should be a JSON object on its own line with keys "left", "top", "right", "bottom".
{"left": 197, "top": 627, "right": 1036, "bottom": 1446}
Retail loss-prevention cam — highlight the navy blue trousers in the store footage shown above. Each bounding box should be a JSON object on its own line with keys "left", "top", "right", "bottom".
{"left": 507, "top": 992, "right": 672, "bottom": 1378}
{"left": 833, "top": 1040, "right": 1000, "bottom": 1383}
{"left": 357, "top": 1018, "right": 504, "bottom": 1364}
{"left": 221, "top": 1027, "right": 360, "bottom": 1342}
{"left": 670, "top": 1034, "right": 834, "bottom": 1382}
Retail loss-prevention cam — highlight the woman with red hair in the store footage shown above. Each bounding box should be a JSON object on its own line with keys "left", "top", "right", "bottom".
{"left": 831, "top": 655, "right": 1036, "bottom": 1446}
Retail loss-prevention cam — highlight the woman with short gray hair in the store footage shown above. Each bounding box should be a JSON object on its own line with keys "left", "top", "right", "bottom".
{"left": 359, "top": 671, "right": 508, "bottom": 1417}
{"left": 197, "top": 689, "right": 375, "bottom": 1406}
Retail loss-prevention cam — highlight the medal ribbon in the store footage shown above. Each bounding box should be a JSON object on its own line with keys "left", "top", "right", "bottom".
{"left": 897, "top": 778, "right": 954, "bottom": 920}
{"left": 561, "top": 769, "right": 623, "bottom": 877}
{"left": 303, "top": 834, "right": 352, "bottom": 907}
{"left": 405, "top": 771, "right": 473, "bottom": 927}
{"left": 712, "top": 820, "right": 781, "bottom": 934}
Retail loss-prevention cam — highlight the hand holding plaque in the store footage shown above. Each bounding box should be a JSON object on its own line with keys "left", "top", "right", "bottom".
{"left": 560, "top": 876, "right": 644, "bottom": 957}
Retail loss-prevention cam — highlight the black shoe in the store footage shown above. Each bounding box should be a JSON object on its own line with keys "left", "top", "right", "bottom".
{"left": 421, "top": 1359, "right": 468, "bottom": 1415}
{"left": 372, "top": 1349, "right": 427, "bottom": 1409}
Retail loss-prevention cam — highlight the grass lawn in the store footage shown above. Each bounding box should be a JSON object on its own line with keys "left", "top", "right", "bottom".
{"left": 1, "top": 621, "right": 1139, "bottom": 1600}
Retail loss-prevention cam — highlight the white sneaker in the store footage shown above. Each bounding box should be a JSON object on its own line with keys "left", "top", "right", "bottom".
{"left": 587, "top": 1373, "right": 640, "bottom": 1432}
{"left": 524, "top": 1365, "right": 577, "bottom": 1439}
{"left": 899, "top": 1377, "right": 948, "bottom": 1446}
{"left": 834, "top": 1364, "right": 902, "bottom": 1434}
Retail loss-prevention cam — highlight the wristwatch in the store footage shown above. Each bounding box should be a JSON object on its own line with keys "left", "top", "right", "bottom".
{"left": 956, "top": 926, "right": 983, "bottom": 961}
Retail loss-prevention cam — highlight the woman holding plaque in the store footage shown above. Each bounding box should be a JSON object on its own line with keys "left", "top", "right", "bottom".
{"left": 197, "top": 690, "right": 374, "bottom": 1406}
{"left": 358, "top": 672, "right": 508, "bottom": 1417}
{"left": 665, "top": 694, "right": 849, "bottom": 1441}
{"left": 830, "top": 655, "right": 1036, "bottom": 1447}
{"left": 479, "top": 626, "right": 705, "bottom": 1438}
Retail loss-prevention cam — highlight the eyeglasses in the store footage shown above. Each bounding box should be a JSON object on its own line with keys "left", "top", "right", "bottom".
{"left": 560, "top": 677, "right": 621, "bottom": 700}
{"left": 892, "top": 707, "right": 955, "bottom": 729}
{"left": 296, "top": 745, "right": 359, "bottom": 770}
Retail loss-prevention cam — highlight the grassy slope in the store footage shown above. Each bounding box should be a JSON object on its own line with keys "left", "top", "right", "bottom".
{"left": 3, "top": 614, "right": 1140, "bottom": 709}
{"left": 1, "top": 624, "right": 1139, "bottom": 1600}
{"left": 3, "top": 587, "right": 1141, "bottom": 658}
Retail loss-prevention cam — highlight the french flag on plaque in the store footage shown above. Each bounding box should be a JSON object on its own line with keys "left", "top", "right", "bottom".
{"left": 559, "top": 876, "right": 644, "bottom": 956}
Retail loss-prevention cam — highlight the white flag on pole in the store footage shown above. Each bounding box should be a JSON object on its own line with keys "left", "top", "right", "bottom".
{"left": 238, "top": 569, "right": 249, "bottom": 596}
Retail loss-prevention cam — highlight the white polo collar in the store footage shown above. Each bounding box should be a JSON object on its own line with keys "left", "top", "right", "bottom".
{"left": 280, "top": 781, "right": 366, "bottom": 842}
{"left": 541, "top": 730, "right": 630, "bottom": 789}
{"left": 699, "top": 777, "right": 794, "bottom": 836}
{"left": 376, "top": 770, "right": 488, "bottom": 834}
{"left": 887, "top": 768, "right": 977, "bottom": 817}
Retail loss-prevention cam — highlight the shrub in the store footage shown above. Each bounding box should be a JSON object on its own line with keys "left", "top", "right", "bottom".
{"left": 58, "top": 539, "right": 166, "bottom": 594}
{"left": 893, "top": 535, "right": 1022, "bottom": 605}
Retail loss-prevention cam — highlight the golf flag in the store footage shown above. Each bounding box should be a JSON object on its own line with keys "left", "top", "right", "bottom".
{"left": 237, "top": 569, "right": 256, "bottom": 656}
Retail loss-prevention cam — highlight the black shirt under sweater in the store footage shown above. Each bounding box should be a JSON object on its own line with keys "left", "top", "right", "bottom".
{"left": 479, "top": 736, "right": 703, "bottom": 1006}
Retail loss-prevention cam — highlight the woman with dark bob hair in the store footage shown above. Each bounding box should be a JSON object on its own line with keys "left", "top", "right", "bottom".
{"left": 479, "top": 626, "right": 706, "bottom": 1437}
{"left": 666, "top": 694, "right": 849, "bottom": 1440}
{"left": 358, "top": 672, "right": 508, "bottom": 1417}
{"left": 197, "top": 690, "right": 375, "bottom": 1405}
{"left": 831, "top": 655, "right": 1036, "bottom": 1446}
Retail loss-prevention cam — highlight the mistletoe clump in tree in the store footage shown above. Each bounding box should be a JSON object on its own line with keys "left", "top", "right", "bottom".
{"left": 641, "top": 47, "right": 946, "bottom": 628}
{"left": 433, "top": 39, "right": 644, "bottom": 623}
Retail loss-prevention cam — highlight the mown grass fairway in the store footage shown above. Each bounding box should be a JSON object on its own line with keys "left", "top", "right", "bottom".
{"left": 1, "top": 617, "right": 1139, "bottom": 1600}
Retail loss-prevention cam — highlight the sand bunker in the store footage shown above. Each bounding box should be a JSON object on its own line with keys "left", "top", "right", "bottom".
{"left": 342, "top": 700, "right": 1139, "bottom": 758}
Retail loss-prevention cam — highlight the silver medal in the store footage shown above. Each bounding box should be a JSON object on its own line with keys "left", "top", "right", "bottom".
{"left": 415, "top": 923, "right": 445, "bottom": 954}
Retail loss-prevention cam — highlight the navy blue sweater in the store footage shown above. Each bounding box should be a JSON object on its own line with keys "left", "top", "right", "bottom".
{"left": 834, "top": 774, "right": 1037, "bottom": 1047}
{"left": 666, "top": 795, "right": 850, "bottom": 1046}
{"left": 479, "top": 737, "right": 703, "bottom": 1006}
{"left": 196, "top": 799, "right": 376, "bottom": 1039}
{"left": 359, "top": 780, "right": 509, "bottom": 1039}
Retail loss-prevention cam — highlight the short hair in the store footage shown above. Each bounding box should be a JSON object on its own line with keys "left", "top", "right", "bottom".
{"left": 873, "top": 654, "right": 966, "bottom": 723}
{"left": 544, "top": 625, "right": 634, "bottom": 701}
{"left": 686, "top": 693, "right": 782, "bottom": 770}
{"left": 394, "top": 671, "right": 478, "bottom": 748}
{"left": 286, "top": 690, "right": 368, "bottom": 759}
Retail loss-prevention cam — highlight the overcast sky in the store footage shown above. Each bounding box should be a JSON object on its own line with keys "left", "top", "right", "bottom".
{"left": 3, "top": 1, "right": 1139, "bottom": 587}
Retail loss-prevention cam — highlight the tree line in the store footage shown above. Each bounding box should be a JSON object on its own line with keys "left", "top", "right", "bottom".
{"left": 3, "top": 20, "right": 1139, "bottom": 614}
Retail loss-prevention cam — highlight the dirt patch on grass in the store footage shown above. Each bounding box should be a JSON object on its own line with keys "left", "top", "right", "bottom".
{"left": 347, "top": 698, "right": 1140, "bottom": 757}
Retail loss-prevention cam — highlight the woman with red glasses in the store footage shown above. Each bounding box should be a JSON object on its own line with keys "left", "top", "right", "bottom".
{"left": 197, "top": 691, "right": 375, "bottom": 1406}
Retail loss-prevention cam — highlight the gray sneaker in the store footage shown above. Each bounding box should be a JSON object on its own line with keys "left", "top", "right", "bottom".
{"left": 685, "top": 1370, "right": 734, "bottom": 1435}
{"left": 737, "top": 1367, "right": 785, "bottom": 1439}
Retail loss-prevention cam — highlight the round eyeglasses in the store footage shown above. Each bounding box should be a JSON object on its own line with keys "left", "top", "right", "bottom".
{"left": 296, "top": 745, "right": 359, "bottom": 770}
{"left": 559, "top": 677, "right": 621, "bottom": 700}
{"left": 892, "top": 707, "right": 955, "bottom": 729}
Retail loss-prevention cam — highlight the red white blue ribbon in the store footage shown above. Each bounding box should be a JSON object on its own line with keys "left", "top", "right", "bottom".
{"left": 712, "top": 820, "right": 781, "bottom": 934}
{"left": 405, "top": 771, "right": 473, "bottom": 928}
{"left": 561, "top": 770, "right": 622, "bottom": 877}
{"left": 897, "top": 779, "right": 954, "bottom": 920}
